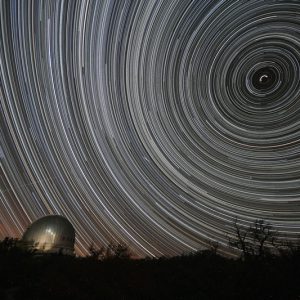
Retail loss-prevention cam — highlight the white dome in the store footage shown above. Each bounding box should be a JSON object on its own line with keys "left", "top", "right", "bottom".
{"left": 22, "top": 215, "right": 75, "bottom": 255}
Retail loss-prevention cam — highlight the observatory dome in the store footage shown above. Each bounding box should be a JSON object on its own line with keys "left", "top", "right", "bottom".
{"left": 21, "top": 215, "right": 75, "bottom": 255}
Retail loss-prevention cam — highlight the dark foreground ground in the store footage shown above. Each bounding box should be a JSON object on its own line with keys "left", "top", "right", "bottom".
{"left": 0, "top": 249, "right": 300, "bottom": 300}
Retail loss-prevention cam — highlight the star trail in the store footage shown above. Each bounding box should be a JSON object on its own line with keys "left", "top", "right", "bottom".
{"left": 1, "top": 0, "right": 300, "bottom": 257}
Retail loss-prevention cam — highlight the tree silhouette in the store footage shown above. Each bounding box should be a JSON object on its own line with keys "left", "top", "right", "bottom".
{"left": 229, "top": 218, "right": 277, "bottom": 259}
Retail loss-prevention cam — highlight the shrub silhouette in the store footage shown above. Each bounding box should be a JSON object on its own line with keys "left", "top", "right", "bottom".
{"left": 88, "top": 243, "right": 106, "bottom": 260}
{"left": 87, "top": 242, "right": 131, "bottom": 260}
{"left": 0, "top": 237, "right": 19, "bottom": 253}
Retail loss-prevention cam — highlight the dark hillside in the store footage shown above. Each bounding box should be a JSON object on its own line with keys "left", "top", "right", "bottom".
{"left": 0, "top": 242, "right": 299, "bottom": 300}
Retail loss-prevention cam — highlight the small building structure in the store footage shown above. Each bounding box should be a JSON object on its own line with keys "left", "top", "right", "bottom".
{"left": 21, "top": 215, "right": 75, "bottom": 255}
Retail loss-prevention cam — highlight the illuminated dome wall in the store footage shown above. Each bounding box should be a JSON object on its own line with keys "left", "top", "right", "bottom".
{"left": 22, "top": 216, "right": 75, "bottom": 255}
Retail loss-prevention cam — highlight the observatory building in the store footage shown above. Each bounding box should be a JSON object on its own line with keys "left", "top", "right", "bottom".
{"left": 21, "top": 215, "right": 75, "bottom": 255}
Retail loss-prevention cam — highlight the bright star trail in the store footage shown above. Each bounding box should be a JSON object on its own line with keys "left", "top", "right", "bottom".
{"left": 1, "top": 0, "right": 300, "bottom": 257}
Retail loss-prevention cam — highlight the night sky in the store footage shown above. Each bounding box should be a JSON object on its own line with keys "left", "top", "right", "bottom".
{"left": 1, "top": 0, "right": 300, "bottom": 258}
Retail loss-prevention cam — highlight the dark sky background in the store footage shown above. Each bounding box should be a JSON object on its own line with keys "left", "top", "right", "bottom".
{"left": 1, "top": 0, "right": 300, "bottom": 257}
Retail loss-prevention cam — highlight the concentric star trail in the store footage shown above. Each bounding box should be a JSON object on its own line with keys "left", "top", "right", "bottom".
{"left": 1, "top": 0, "right": 300, "bottom": 257}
